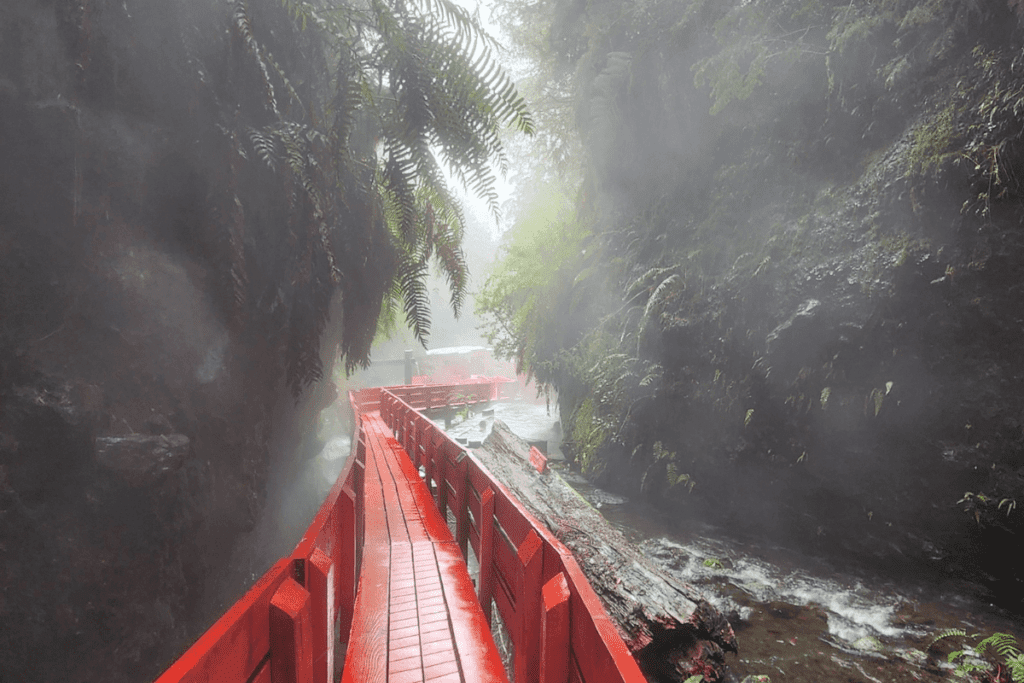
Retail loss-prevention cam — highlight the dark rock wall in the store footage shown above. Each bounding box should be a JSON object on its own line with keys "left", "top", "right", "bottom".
{"left": 0, "top": 1, "right": 338, "bottom": 680}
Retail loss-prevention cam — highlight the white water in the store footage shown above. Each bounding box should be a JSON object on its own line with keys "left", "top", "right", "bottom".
{"left": 641, "top": 535, "right": 910, "bottom": 643}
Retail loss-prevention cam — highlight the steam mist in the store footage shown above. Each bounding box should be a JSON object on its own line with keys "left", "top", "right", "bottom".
{"left": 4, "top": 0, "right": 1024, "bottom": 681}
{"left": 480, "top": 0, "right": 1024, "bottom": 611}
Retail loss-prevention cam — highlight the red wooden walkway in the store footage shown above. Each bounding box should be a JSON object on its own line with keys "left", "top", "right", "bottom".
{"left": 155, "top": 380, "right": 646, "bottom": 683}
{"left": 343, "top": 412, "right": 505, "bottom": 682}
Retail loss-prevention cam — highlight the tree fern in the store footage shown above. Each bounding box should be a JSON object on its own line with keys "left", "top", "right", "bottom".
{"left": 194, "top": 0, "right": 534, "bottom": 390}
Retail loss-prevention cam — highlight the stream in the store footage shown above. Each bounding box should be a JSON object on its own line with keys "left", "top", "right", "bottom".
{"left": 440, "top": 400, "right": 1024, "bottom": 683}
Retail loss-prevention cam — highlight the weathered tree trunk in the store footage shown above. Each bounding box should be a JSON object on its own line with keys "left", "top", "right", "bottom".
{"left": 478, "top": 420, "right": 737, "bottom": 683}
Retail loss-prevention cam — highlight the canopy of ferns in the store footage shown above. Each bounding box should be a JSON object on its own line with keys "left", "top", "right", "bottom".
{"left": 235, "top": 0, "right": 532, "bottom": 392}
{"left": 67, "top": 0, "right": 532, "bottom": 395}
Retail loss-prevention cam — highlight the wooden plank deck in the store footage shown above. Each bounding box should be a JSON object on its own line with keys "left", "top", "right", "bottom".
{"left": 342, "top": 412, "right": 508, "bottom": 683}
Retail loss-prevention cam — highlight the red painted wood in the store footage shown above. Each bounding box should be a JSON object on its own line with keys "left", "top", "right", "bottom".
{"left": 270, "top": 577, "right": 314, "bottom": 683}
{"left": 424, "top": 433, "right": 434, "bottom": 497}
{"left": 159, "top": 382, "right": 646, "bottom": 683}
{"left": 250, "top": 658, "right": 272, "bottom": 683}
{"left": 453, "top": 453, "right": 470, "bottom": 560}
{"left": 434, "top": 541, "right": 508, "bottom": 682}
{"left": 569, "top": 654, "right": 585, "bottom": 683}
{"left": 347, "top": 408, "right": 509, "bottom": 683}
{"left": 155, "top": 559, "right": 291, "bottom": 683}
{"left": 380, "top": 388, "right": 647, "bottom": 683}
{"left": 515, "top": 530, "right": 543, "bottom": 683}
{"left": 528, "top": 446, "right": 548, "bottom": 474}
{"left": 336, "top": 485, "right": 357, "bottom": 637}
{"left": 307, "top": 548, "right": 334, "bottom": 683}
{"left": 434, "top": 433, "right": 448, "bottom": 511}
{"left": 560, "top": 550, "right": 643, "bottom": 682}
{"left": 343, "top": 450, "right": 389, "bottom": 683}
{"left": 476, "top": 487, "right": 495, "bottom": 626}
{"left": 540, "top": 573, "right": 571, "bottom": 683}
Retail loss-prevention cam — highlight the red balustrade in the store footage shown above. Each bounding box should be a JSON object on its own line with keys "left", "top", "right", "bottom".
{"left": 156, "top": 380, "right": 643, "bottom": 683}
{"left": 379, "top": 390, "right": 646, "bottom": 683}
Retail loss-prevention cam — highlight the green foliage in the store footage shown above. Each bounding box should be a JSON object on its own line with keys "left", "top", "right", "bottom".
{"left": 482, "top": 0, "right": 1024, "bottom": 536}
{"left": 570, "top": 397, "right": 608, "bottom": 476}
{"left": 931, "top": 630, "right": 1024, "bottom": 682}
{"left": 958, "top": 490, "right": 1019, "bottom": 528}
{"left": 907, "top": 102, "right": 962, "bottom": 176}
{"left": 207, "top": 0, "right": 534, "bottom": 391}
{"left": 475, "top": 184, "right": 590, "bottom": 385}
{"left": 693, "top": 43, "right": 769, "bottom": 116}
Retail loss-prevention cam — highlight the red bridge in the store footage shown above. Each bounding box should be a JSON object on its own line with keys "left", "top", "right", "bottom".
{"left": 156, "top": 380, "right": 645, "bottom": 683}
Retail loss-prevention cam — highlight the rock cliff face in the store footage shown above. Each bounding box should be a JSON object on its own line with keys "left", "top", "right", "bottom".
{"left": 502, "top": 0, "right": 1024, "bottom": 608}
{"left": 0, "top": 1, "right": 338, "bottom": 679}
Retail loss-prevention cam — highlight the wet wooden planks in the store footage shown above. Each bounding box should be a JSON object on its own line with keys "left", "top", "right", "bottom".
{"left": 342, "top": 413, "right": 508, "bottom": 683}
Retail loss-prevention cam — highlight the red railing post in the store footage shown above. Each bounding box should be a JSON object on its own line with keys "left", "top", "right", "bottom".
{"left": 270, "top": 577, "right": 314, "bottom": 683}
{"left": 540, "top": 572, "right": 571, "bottom": 683}
{"left": 453, "top": 450, "right": 470, "bottom": 559}
{"left": 307, "top": 548, "right": 334, "bottom": 683}
{"left": 434, "top": 431, "right": 447, "bottom": 511}
{"left": 336, "top": 484, "right": 357, "bottom": 638}
{"left": 477, "top": 487, "right": 495, "bottom": 626}
{"left": 404, "top": 409, "right": 415, "bottom": 462}
{"left": 423, "top": 428, "right": 434, "bottom": 494}
{"left": 515, "top": 530, "right": 544, "bottom": 683}
{"left": 354, "top": 438, "right": 366, "bottom": 581}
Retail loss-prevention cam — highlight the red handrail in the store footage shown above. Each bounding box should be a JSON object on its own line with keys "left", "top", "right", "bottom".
{"left": 378, "top": 388, "right": 646, "bottom": 683}
{"left": 155, "top": 389, "right": 371, "bottom": 683}
{"left": 155, "top": 380, "right": 643, "bottom": 683}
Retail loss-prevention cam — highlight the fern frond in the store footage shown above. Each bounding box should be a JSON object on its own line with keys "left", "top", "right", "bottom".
{"left": 331, "top": 42, "right": 366, "bottom": 150}
{"left": 977, "top": 633, "right": 1022, "bottom": 659}
{"left": 412, "top": 0, "right": 500, "bottom": 50}
{"left": 230, "top": 0, "right": 279, "bottom": 117}
{"left": 637, "top": 273, "right": 680, "bottom": 352}
{"left": 262, "top": 48, "right": 304, "bottom": 114}
{"left": 1007, "top": 653, "right": 1024, "bottom": 683}
{"left": 381, "top": 146, "right": 420, "bottom": 248}
{"left": 247, "top": 127, "right": 280, "bottom": 171}
{"left": 431, "top": 220, "right": 468, "bottom": 316}
{"left": 931, "top": 628, "right": 969, "bottom": 647}
{"left": 397, "top": 252, "right": 431, "bottom": 345}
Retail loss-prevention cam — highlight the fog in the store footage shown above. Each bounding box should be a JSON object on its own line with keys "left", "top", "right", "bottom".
{"left": 4, "top": 0, "right": 1024, "bottom": 680}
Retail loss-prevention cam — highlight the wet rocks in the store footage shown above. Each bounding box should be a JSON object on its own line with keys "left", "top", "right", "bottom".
{"left": 94, "top": 433, "right": 190, "bottom": 487}
{"left": 762, "top": 299, "right": 842, "bottom": 387}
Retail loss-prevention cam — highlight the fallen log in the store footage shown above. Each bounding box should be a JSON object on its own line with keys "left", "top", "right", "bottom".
{"left": 477, "top": 420, "right": 737, "bottom": 683}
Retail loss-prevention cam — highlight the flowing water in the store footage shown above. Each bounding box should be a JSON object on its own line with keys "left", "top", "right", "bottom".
{"left": 442, "top": 400, "right": 1024, "bottom": 683}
